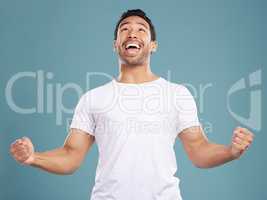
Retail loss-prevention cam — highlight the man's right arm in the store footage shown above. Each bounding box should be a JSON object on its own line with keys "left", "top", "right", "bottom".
{"left": 9, "top": 128, "right": 95, "bottom": 175}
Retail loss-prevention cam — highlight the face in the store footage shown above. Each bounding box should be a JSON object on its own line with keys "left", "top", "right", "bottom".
{"left": 114, "top": 16, "right": 157, "bottom": 66}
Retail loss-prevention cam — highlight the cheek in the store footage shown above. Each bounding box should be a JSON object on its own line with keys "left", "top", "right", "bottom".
{"left": 114, "top": 41, "right": 123, "bottom": 51}
{"left": 117, "top": 38, "right": 126, "bottom": 48}
{"left": 143, "top": 42, "right": 152, "bottom": 51}
{"left": 117, "top": 33, "right": 127, "bottom": 41}
{"left": 141, "top": 32, "right": 151, "bottom": 41}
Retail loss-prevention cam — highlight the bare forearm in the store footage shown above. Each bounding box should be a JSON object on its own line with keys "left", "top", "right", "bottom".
{"left": 30, "top": 147, "right": 81, "bottom": 175}
{"left": 179, "top": 126, "right": 254, "bottom": 169}
{"left": 191, "top": 143, "right": 235, "bottom": 168}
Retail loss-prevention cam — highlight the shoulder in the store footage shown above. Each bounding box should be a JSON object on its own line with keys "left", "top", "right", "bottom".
{"left": 164, "top": 79, "right": 193, "bottom": 96}
{"left": 82, "top": 81, "right": 113, "bottom": 98}
{"left": 79, "top": 81, "right": 116, "bottom": 112}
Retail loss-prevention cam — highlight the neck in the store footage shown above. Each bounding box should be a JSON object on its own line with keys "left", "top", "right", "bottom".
{"left": 117, "top": 62, "right": 159, "bottom": 84}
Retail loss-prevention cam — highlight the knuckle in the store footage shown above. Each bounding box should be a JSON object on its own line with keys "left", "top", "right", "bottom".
{"left": 236, "top": 134, "right": 242, "bottom": 139}
{"left": 14, "top": 139, "right": 20, "bottom": 143}
{"left": 241, "top": 127, "right": 247, "bottom": 132}
{"left": 235, "top": 127, "right": 241, "bottom": 131}
{"left": 247, "top": 137, "right": 252, "bottom": 142}
{"left": 17, "top": 139, "right": 22, "bottom": 143}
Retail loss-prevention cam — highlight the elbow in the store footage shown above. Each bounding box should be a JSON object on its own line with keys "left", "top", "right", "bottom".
{"left": 46, "top": 166, "right": 78, "bottom": 175}
{"left": 65, "top": 169, "right": 77, "bottom": 175}
{"left": 191, "top": 158, "right": 216, "bottom": 169}
{"left": 193, "top": 161, "right": 210, "bottom": 169}
{"left": 188, "top": 148, "right": 213, "bottom": 169}
{"left": 64, "top": 164, "right": 81, "bottom": 175}
{"left": 60, "top": 166, "right": 79, "bottom": 175}
{"left": 65, "top": 167, "right": 77, "bottom": 175}
{"left": 190, "top": 155, "right": 211, "bottom": 169}
{"left": 62, "top": 147, "right": 83, "bottom": 175}
{"left": 56, "top": 159, "right": 81, "bottom": 175}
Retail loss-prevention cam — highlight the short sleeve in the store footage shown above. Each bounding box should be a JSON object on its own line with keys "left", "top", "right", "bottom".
{"left": 70, "top": 94, "right": 96, "bottom": 136}
{"left": 174, "top": 85, "right": 200, "bottom": 135}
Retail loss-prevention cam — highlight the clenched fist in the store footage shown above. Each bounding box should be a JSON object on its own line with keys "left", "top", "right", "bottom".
{"left": 10, "top": 137, "right": 35, "bottom": 165}
{"left": 230, "top": 127, "right": 254, "bottom": 159}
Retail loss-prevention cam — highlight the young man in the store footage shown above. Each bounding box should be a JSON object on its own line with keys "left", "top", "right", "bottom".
{"left": 10, "top": 9, "right": 254, "bottom": 200}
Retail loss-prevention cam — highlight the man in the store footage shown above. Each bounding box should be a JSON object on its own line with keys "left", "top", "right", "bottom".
{"left": 10, "top": 9, "right": 254, "bottom": 200}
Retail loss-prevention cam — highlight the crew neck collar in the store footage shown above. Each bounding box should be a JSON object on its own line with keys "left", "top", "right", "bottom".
{"left": 112, "top": 77, "right": 163, "bottom": 86}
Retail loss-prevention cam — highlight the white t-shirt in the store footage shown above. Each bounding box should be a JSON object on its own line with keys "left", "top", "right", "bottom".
{"left": 70, "top": 77, "right": 200, "bottom": 200}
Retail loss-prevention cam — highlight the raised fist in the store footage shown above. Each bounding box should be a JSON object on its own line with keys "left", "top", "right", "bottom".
{"left": 10, "top": 137, "right": 35, "bottom": 165}
{"left": 230, "top": 127, "right": 254, "bottom": 159}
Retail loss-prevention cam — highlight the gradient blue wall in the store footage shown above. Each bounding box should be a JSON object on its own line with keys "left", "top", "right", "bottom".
{"left": 0, "top": 0, "right": 266, "bottom": 199}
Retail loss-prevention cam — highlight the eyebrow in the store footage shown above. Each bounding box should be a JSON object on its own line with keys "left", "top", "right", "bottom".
{"left": 119, "top": 21, "right": 149, "bottom": 29}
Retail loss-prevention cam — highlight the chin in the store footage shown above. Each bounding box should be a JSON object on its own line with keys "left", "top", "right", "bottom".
{"left": 123, "top": 59, "right": 144, "bottom": 66}
{"left": 120, "top": 55, "right": 148, "bottom": 66}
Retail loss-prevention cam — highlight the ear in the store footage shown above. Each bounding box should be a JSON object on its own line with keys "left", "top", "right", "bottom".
{"left": 113, "top": 40, "right": 118, "bottom": 52}
{"left": 150, "top": 41, "right": 158, "bottom": 53}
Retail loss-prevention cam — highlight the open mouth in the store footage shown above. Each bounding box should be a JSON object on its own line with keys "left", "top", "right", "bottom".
{"left": 125, "top": 43, "right": 141, "bottom": 50}
{"left": 124, "top": 41, "right": 142, "bottom": 56}
{"left": 123, "top": 41, "right": 142, "bottom": 55}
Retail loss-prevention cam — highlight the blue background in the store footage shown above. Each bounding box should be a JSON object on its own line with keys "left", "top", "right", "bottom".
{"left": 0, "top": 0, "right": 266, "bottom": 199}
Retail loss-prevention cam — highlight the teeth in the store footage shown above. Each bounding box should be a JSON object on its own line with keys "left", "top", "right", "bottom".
{"left": 126, "top": 43, "right": 140, "bottom": 49}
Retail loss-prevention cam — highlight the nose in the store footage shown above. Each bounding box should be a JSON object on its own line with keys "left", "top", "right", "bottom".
{"left": 128, "top": 29, "right": 137, "bottom": 39}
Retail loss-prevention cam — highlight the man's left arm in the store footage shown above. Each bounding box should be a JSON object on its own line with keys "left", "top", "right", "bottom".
{"left": 178, "top": 126, "right": 254, "bottom": 168}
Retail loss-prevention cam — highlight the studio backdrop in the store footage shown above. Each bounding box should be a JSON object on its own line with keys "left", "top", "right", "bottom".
{"left": 0, "top": 0, "right": 266, "bottom": 200}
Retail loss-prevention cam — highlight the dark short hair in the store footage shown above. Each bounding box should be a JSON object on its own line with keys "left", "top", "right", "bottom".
{"left": 114, "top": 9, "right": 156, "bottom": 41}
